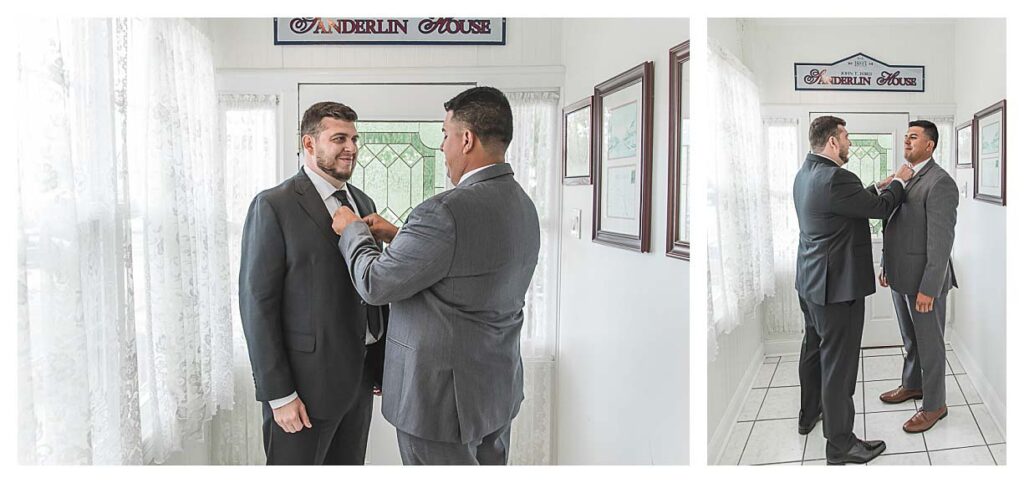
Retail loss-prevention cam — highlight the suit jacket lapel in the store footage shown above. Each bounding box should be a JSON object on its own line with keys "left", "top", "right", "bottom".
{"left": 904, "top": 159, "right": 935, "bottom": 192}
{"left": 292, "top": 169, "right": 342, "bottom": 246}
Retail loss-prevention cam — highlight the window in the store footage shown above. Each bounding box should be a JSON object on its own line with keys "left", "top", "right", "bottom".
{"left": 352, "top": 121, "right": 447, "bottom": 226}
{"left": 845, "top": 133, "right": 894, "bottom": 235}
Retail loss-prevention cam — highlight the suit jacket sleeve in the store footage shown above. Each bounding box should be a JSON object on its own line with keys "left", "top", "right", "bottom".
{"left": 829, "top": 168, "right": 904, "bottom": 220}
{"left": 919, "top": 176, "right": 959, "bottom": 297}
{"left": 238, "top": 195, "right": 294, "bottom": 401}
{"left": 339, "top": 197, "right": 457, "bottom": 306}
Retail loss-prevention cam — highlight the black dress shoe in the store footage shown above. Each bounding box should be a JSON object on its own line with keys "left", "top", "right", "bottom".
{"left": 798, "top": 414, "right": 822, "bottom": 435}
{"left": 826, "top": 439, "right": 886, "bottom": 465}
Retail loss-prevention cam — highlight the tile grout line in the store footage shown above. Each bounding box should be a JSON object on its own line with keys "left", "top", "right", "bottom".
{"left": 737, "top": 359, "right": 779, "bottom": 465}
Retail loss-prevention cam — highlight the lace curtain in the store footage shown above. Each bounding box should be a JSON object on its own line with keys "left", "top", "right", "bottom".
{"left": 707, "top": 41, "right": 775, "bottom": 359}
{"left": 762, "top": 119, "right": 803, "bottom": 335}
{"left": 17, "top": 18, "right": 231, "bottom": 464}
{"left": 207, "top": 94, "right": 280, "bottom": 465}
{"left": 505, "top": 91, "right": 559, "bottom": 464}
{"left": 17, "top": 18, "right": 143, "bottom": 465}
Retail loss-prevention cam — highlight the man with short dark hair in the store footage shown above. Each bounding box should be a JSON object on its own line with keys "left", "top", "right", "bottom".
{"left": 793, "top": 115, "right": 913, "bottom": 464}
{"left": 877, "top": 120, "right": 959, "bottom": 433}
{"left": 330, "top": 86, "right": 540, "bottom": 465}
{"left": 239, "top": 101, "right": 387, "bottom": 464}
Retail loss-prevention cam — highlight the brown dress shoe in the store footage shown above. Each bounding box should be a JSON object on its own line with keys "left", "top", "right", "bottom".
{"left": 903, "top": 406, "right": 948, "bottom": 433}
{"left": 879, "top": 386, "right": 923, "bottom": 404}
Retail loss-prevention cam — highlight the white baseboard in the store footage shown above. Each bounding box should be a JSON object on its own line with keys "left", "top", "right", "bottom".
{"left": 708, "top": 342, "right": 765, "bottom": 465}
{"left": 949, "top": 329, "right": 1006, "bottom": 440}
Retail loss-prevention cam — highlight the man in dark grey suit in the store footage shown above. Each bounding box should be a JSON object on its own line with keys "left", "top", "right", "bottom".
{"left": 331, "top": 87, "right": 540, "bottom": 465}
{"left": 877, "top": 120, "right": 959, "bottom": 433}
{"left": 239, "top": 102, "right": 387, "bottom": 465}
{"left": 793, "top": 115, "right": 912, "bottom": 465}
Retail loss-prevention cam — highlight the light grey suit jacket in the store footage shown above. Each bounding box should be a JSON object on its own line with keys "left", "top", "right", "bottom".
{"left": 878, "top": 159, "right": 959, "bottom": 298}
{"left": 338, "top": 162, "right": 540, "bottom": 444}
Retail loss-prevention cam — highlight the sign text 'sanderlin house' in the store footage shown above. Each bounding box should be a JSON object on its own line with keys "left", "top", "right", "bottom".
{"left": 274, "top": 17, "right": 507, "bottom": 45}
{"left": 794, "top": 53, "right": 925, "bottom": 93}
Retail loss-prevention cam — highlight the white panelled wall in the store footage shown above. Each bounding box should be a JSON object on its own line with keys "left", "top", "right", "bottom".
{"left": 166, "top": 18, "right": 690, "bottom": 465}
{"left": 707, "top": 18, "right": 1006, "bottom": 463}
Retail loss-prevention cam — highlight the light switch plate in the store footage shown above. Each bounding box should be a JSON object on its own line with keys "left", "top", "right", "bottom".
{"left": 569, "top": 209, "right": 582, "bottom": 239}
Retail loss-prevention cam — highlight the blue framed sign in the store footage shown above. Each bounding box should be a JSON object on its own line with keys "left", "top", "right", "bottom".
{"left": 274, "top": 18, "right": 506, "bottom": 45}
{"left": 794, "top": 53, "right": 924, "bottom": 92}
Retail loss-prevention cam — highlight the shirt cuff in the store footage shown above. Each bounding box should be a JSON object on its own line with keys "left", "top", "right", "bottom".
{"left": 269, "top": 391, "right": 298, "bottom": 409}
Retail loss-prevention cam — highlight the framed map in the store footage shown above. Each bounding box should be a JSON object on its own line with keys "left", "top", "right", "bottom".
{"left": 667, "top": 40, "right": 690, "bottom": 260}
{"left": 592, "top": 61, "right": 654, "bottom": 252}
{"left": 955, "top": 120, "right": 973, "bottom": 168}
{"left": 562, "top": 97, "right": 593, "bottom": 185}
{"left": 973, "top": 100, "right": 1006, "bottom": 205}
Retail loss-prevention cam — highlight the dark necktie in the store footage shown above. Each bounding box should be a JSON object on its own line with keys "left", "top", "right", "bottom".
{"left": 332, "top": 188, "right": 382, "bottom": 340}
{"left": 331, "top": 189, "right": 353, "bottom": 211}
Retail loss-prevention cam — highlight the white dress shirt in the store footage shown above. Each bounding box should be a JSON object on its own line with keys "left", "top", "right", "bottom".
{"left": 269, "top": 165, "right": 375, "bottom": 410}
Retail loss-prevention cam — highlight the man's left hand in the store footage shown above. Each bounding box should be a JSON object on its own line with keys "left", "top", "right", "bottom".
{"left": 915, "top": 292, "right": 935, "bottom": 313}
{"left": 332, "top": 206, "right": 362, "bottom": 235}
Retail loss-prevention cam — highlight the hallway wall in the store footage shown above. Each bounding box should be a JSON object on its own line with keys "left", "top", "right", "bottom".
{"left": 950, "top": 17, "right": 1007, "bottom": 433}
{"left": 557, "top": 18, "right": 689, "bottom": 464}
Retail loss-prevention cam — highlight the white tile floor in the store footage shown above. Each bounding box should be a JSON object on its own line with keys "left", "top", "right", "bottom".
{"left": 719, "top": 344, "right": 1006, "bottom": 465}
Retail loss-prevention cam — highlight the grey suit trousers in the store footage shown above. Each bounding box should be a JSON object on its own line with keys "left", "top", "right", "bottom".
{"left": 396, "top": 423, "right": 512, "bottom": 465}
{"left": 798, "top": 296, "right": 865, "bottom": 458}
{"left": 893, "top": 289, "right": 948, "bottom": 411}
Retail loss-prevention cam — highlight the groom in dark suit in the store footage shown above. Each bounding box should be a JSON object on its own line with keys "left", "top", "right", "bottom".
{"left": 239, "top": 101, "right": 387, "bottom": 465}
{"left": 792, "top": 115, "right": 911, "bottom": 465}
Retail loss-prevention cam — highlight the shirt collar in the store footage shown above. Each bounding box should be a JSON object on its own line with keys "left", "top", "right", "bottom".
{"left": 303, "top": 164, "right": 348, "bottom": 201}
{"left": 910, "top": 157, "right": 932, "bottom": 175}
{"left": 458, "top": 163, "right": 499, "bottom": 186}
{"left": 809, "top": 151, "right": 841, "bottom": 166}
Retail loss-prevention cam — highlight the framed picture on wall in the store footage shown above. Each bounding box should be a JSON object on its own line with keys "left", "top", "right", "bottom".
{"left": 973, "top": 99, "right": 1006, "bottom": 205}
{"left": 955, "top": 120, "right": 973, "bottom": 168}
{"left": 562, "top": 96, "right": 593, "bottom": 185}
{"left": 592, "top": 62, "right": 654, "bottom": 252}
{"left": 667, "top": 41, "right": 690, "bottom": 260}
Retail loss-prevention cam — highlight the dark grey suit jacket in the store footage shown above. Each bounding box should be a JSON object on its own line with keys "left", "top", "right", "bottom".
{"left": 239, "top": 168, "right": 388, "bottom": 421}
{"left": 793, "top": 153, "right": 905, "bottom": 305}
{"left": 879, "top": 159, "right": 959, "bottom": 298}
{"left": 338, "top": 162, "right": 540, "bottom": 444}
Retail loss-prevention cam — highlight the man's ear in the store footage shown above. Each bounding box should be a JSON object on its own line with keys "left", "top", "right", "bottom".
{"left": 302, "top": 134, "right": 315, "bottom": 156}
{"left": 462, "top": 129, "right": 475, "bottom": 155}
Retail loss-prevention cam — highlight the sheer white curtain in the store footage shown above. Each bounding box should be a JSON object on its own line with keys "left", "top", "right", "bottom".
{"left": 926, "top": 115, "right": 955, "bottom": 173}
{"left": 208, "top": 94, "right": 280, "bottom": 465}
{"left": 763, "top": 118, "right": 804, "bottom": 335}
{"left": 707, "top": 42, "right": 775, "bottom": 359}
{"left": 17, "top": 18, "right": 143, "bottom": 465}
{"left": 18, "top": 18, "right": 231, "bottom": 464}
{"left": 505, "top": 91, "right": 559, "bottom": 464}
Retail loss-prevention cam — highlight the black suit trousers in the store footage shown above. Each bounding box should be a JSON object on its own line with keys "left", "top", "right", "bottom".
{"left": 798, "top": 296, "right": 865, "bottom": 458}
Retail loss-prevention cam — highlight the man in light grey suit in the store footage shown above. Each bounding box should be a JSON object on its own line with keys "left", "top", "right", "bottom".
{"left": 331, "top": 86, "right": 540, "bottom": 465}
{"left": 877, "top": 120, "right": 959, "bottom": 433}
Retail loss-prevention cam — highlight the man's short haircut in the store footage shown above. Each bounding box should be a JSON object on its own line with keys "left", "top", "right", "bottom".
{"left": 443, "top": 86, "right": 514, "bottom": 152}
{"left": 808, "top": 115, "right": 847, "bottom": 152}
{"left": 909, "top": 120, "right": 939, "bottom": 148}
{"left": 300, "top": 101, "right": 358, "bottom": 139}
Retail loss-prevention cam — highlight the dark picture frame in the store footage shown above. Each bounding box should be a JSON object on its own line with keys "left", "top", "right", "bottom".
{"left": 562, "top": 96, "right": 594, "bottom": 185}
{"left": 973, "top": 99, "right": 1006, "bottom": 205}
{"left": 667, "top": 41, "right": 690, "bottom": 260}
{"left": 955, "top": 120, "right": 973, "bottom": 168}
{"left": 592, "top": 62, "right": 654, "bottom": 252}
